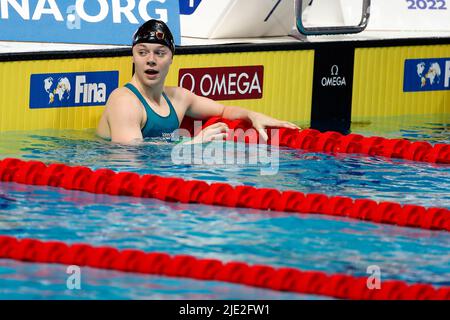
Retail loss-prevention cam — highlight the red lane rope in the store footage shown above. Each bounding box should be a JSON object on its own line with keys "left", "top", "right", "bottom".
{"left": 1, "top": 158, "right": 449, "bottom": 233}
{"left": 180, "top": 116, "right": 450, "bottom": 165}
{"left": 1, "top": 235, "right": 448, "bottom": 300}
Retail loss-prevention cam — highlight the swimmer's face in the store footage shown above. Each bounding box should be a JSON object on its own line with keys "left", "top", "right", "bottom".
{"left": 132, "top": 43, "right": 173, "bottom": 87}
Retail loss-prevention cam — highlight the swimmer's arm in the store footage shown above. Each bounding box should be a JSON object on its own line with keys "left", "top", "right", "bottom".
{"left": 107, "top": 95, "right": 144, "bottom": 145}
{"left": 185, "top": 88, "right": 297, "bottom": 125}
{"left": 185, "top": 88, "right": 251, "bottom": 121}
{"left": 184, "top": 89, "right": 299, "bottom": 140}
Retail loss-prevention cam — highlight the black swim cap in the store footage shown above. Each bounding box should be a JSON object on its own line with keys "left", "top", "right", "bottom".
{"left": 132, "top": 19, "right": 175, "bottom": 55}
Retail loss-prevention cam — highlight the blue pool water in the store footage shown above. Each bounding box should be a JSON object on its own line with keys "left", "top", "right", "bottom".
{"left": 0, "top": 115, "right": 449, "bottom": 299}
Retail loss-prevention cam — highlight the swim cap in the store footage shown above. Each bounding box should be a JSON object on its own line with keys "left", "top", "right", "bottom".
{"left": 132, "top": 20, "right": 175, "bottom": 55}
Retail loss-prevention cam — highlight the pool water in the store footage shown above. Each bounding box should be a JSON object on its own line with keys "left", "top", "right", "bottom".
{"left": 0, "top": 115, "right": 449, "bottom": 299}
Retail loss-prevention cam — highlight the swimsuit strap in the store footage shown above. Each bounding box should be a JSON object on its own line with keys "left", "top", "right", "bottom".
{"left": 124, "top": 83, "right": 179, "bottom": 138}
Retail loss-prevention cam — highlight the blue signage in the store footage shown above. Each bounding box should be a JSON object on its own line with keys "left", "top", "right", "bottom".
{"left": 404, "top": 58, "right": 450, "bottom": 92}
{"left": 30, "top": 71, "right": 119, "bottom": 109}
{"left": 0, "top": 0, "right": 180, "bottom": 45}
{"left": 179, "top": 0, "right": 202, "bottom": 15}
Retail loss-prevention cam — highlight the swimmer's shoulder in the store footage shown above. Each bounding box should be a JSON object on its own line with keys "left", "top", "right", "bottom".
{"left": 164, "top": 86, "right": 189, "bottom": 97}
{"left": 97, "top": 87, "right": 143, "bottom": 139}
{"left": 106, "top": 87, "right": 141, "bottom": 110}
{"left": 108, "top": 86, "right": 137, "bottom": 102}
{"left": 164, "top": 86, "right": 196, "bottom": 106}
{"left": 103, "top": 87, "right": 144, "bottom": 124}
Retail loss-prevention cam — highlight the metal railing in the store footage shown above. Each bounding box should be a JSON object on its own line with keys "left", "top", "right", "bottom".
{"left": 295, "top": 0, "right": 371, "bottom": 35}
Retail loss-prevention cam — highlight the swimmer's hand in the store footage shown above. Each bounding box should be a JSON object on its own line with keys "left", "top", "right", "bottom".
{"left": 184, "top": 122, "right": 229, "bottom": 144}
{"left": 248, "top": 112, "right": 301, "bottom": 142}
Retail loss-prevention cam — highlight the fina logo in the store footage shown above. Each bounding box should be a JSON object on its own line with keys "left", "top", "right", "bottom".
{"left": 44, "top": 77, "right": 71, "bottom": 104}
{"left": 30, "top": 71, "right": 118, "bottom": 109}
{"left": 44, "top": 75, "right": 106, "bottom": 105}
{"left": 404, "top": 58, "right": 450, "bottom": 92}
{"left": 416, "top": 62, "right": 442, "bottom": 88}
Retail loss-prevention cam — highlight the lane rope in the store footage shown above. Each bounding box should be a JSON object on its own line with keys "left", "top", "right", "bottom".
{"left": 1, "top": 158, "right": 449, "bottom": 233}
{"left": 180, "top": 116, "right": 450, "bottom": 165}
{"left": 1, "top": 235, "right": 448, "bottom": 300}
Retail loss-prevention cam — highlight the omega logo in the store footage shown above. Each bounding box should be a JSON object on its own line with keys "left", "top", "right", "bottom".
{"left": 321, "top": 64, "right": 346, "bottom": 87}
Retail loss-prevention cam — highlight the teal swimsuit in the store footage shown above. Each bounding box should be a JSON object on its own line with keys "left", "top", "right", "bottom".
{"left": 125, "top": 83, "right": 180, "bottom": 138}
